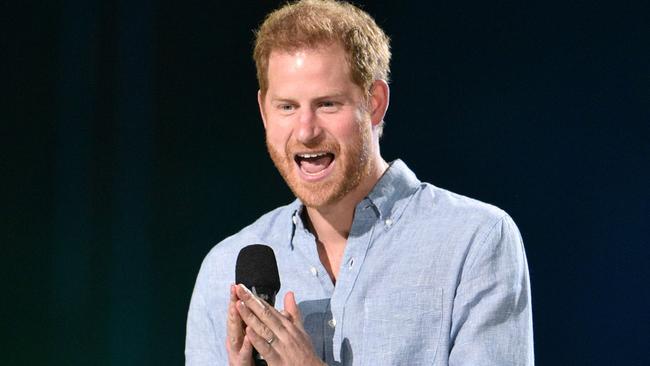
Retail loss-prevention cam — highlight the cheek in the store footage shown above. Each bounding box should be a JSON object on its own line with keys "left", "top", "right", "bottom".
{"left": 265, "top": 120, "right": 292, "bottom": 144}
{"left": 332, "top": 119, "right": 366, "bottom": 145}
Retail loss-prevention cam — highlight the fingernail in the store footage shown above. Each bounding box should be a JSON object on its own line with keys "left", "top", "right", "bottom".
{"left": 238, "top": 284, "right": 252, "bottom": 298}
{"left": 238, "top": 284, "right": 250, "bottom": 292}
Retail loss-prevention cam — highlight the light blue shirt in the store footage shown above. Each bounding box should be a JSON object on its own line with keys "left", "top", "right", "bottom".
{"left": 186, "top": 160, "right": 534, "bottom": 365}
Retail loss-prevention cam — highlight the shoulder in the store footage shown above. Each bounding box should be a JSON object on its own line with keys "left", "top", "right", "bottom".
{"left": 414, "top": 183, "right": 511, "bottom": 230}
{"left": 192, "top": 201, "right": 298, "bottom": 299}
{"left": 201, "top": 201, "right": 297, "bottom": 269}
{"left": 406, "top": 183, "right": 524, "bottom": 266}
{"left": 419, "top": 185, "right": 525, "bottom": 273}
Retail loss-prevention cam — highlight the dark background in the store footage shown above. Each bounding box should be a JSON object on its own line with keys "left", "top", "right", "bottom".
{"left": 3, "top": 0, "right": 648, "bottom": 364}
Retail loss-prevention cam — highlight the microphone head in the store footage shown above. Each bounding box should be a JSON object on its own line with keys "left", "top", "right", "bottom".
{"left": 235, "top": 244, "right": 281, "bottom": 300}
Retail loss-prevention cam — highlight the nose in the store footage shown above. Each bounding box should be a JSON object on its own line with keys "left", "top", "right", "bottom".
{"left": 296, "top": 107, "right": 323, "bottom": 145}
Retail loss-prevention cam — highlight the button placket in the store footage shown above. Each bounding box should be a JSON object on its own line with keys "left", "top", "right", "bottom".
{"left": 329, "top": 203, "right": 378, "bottom": 361}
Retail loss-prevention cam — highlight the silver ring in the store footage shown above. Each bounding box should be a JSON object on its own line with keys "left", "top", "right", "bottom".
{"left": 266, "top": 335, "right": 275, "bottom": 345}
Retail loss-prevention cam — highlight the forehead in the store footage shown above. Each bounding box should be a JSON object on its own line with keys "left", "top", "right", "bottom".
{"left": 266, "top": 44, "right": 355, "bottom": 93}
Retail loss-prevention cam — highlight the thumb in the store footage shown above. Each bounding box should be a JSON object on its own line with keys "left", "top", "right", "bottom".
{"left": 283, "top": 291, "right": 304, "bottom": 328}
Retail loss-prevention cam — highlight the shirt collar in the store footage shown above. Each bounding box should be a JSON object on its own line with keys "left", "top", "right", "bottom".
{"left": 366, "top": 159, "right": 421, "bottom": 223}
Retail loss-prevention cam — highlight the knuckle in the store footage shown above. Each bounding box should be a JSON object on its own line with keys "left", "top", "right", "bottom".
{"left": 260, "top": 325, "right": 272, "bottom": 337}
{"left": 262, "top": 306, "right": 273, "bottom": 319}
{"left": 244, "top": 308, "right": 256, "bottom": 320}
{"left": 248, "top": 314, "right": 263, "bottom": 330}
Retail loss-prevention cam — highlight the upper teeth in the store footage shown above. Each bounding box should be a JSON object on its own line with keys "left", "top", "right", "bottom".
{"left": 298, "top": 153, "right": 327, "bottom": 158}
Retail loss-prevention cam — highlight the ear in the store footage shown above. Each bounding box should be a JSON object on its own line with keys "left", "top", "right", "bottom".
{"left": 257, "top": 90, "right": 268, "bottom": 130}
{"left": 368, "top": 80, "right": 390, "bottom": 127}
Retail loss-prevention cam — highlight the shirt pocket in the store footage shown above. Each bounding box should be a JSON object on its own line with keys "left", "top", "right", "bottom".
{"left": 362, "top": 287, "right": 443, "bottom": 366}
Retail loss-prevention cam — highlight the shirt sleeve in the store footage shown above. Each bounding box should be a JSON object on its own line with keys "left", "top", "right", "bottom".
{"left": 185, "top": 258, "right": 227, "bottom": 365}
{"left": 449, "top": 214, "right": 534, "bottom": 366}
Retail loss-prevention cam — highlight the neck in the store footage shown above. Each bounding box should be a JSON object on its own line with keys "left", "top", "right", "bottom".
{"left": 305, "top": 156, "right": 387, "bottom": 284}
{"left": 305, "top": 156, "right": 388, "bottom": 245}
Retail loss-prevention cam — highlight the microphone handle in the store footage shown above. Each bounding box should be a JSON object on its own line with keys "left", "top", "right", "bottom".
{"left": 253, "top": 351, "right": 268, "bottom": 366}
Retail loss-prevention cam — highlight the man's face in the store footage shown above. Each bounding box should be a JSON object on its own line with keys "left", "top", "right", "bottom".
{"left": 259, "top": 43, "right": 375, "bottom": 208}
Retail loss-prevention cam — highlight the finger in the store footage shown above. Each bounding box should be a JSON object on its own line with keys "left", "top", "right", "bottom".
{"left": 236, "top": 299, "right": 278, "bottom": 346}
{"left": 238, "top": 335, "right": 253, "bottom": 365}
{"left": 227, "top": 284, "right": 245, "bottom": 350}
{"left": 236, "top": 284, "right": 285, "bottom": 332}
{"left": 280, "top": 309, "right": 294, "bottom": 322}
{"left": 284, "top": 291, "right": 305, "bottom": 330}
{"left": 228, "top": 301, "right": 244, "bottom": 349}
{"left": 245, "top": 326, "right": 279, "bottom": 363}
{"left": 235, "top": 284, "right": 265, "bottom": 309}
{"left": 227, "top": 331, "right": 253, "bottom": 366}
{"left": 241, "top": 334, "right": 253, "bottom": 356}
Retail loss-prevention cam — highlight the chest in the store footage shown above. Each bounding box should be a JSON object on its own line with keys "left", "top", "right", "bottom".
{"left": 278, "top": 232, "right": 455, "bottom": 365}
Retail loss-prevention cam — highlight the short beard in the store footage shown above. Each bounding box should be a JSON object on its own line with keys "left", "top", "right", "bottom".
{"left": 266, "top": 118, "right": 373, "bottom": 208}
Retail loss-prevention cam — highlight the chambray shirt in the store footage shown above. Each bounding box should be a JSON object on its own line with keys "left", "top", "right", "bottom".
{"left": 186, "top": 160, "right": 534, "bottom": 365}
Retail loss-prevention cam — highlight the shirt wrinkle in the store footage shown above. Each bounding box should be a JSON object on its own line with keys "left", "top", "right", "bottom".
{"left": 186, "top": 159, "right": 534, "bottom": 366}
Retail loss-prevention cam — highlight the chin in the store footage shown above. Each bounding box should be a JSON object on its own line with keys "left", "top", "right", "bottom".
{"left": 291, "top": 168, "right": 363, "bottom": 209}
{"left": 290, "top": 178, "right": 343, "bottom": 208}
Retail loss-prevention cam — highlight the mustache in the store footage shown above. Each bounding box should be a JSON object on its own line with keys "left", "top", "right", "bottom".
{"left": 284, "top": 140, "right": 340, "bottom": 158}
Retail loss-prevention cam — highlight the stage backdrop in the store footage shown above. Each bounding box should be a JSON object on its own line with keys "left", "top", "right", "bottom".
{"left": 3, "top": 0, "right": 648, "bottom": 365}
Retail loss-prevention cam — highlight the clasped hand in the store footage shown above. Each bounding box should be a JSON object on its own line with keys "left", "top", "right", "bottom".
{"left": 226, "top": 284, "right": 325, "bottom": 366}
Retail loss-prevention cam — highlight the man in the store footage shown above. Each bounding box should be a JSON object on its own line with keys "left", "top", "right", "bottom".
{"left": 186, "top": 1, "right": 534, "bottom": 365}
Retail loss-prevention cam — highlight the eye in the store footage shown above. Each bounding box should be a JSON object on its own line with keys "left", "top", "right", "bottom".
{"left": 319, "top": 101, "right": 340, "bottom": 112}
{"left": 277, "top": 103, "right": 296, "bottom": 113}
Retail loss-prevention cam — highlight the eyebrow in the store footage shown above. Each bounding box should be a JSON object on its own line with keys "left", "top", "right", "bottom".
{"left": 269, "top": 92, "right": 349, "bottom": 103}
{"left": 268, "top": 97, "right": 295, "bottom": 104}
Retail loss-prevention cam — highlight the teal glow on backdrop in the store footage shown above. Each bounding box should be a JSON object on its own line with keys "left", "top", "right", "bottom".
{"left": 3, "top": 1, "right": 648, "bottom": 365}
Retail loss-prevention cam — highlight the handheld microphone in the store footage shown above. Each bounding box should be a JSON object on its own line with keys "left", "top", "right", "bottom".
{"left": 235, "top": 244, "right": 281, "bottom": 366}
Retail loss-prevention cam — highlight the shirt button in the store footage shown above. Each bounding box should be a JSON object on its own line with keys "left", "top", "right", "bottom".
{"left": 292, "top": 215, "right": 298, "bottom": 225}
{"left": 328, "top": 318, "right": 336, "bottom": 328}
{"left": 385, "top": 218, "right": 393, "bottom": 227}
{"left": 349, "top": 258, "right": 355, "bottom": 268}
{"left": 310, "top": 267, "right": 318, "bottom": 276}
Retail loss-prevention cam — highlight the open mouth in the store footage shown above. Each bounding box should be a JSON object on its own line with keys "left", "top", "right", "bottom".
{"left": 294, "top": 152, "right": 335, "bottom": 176}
